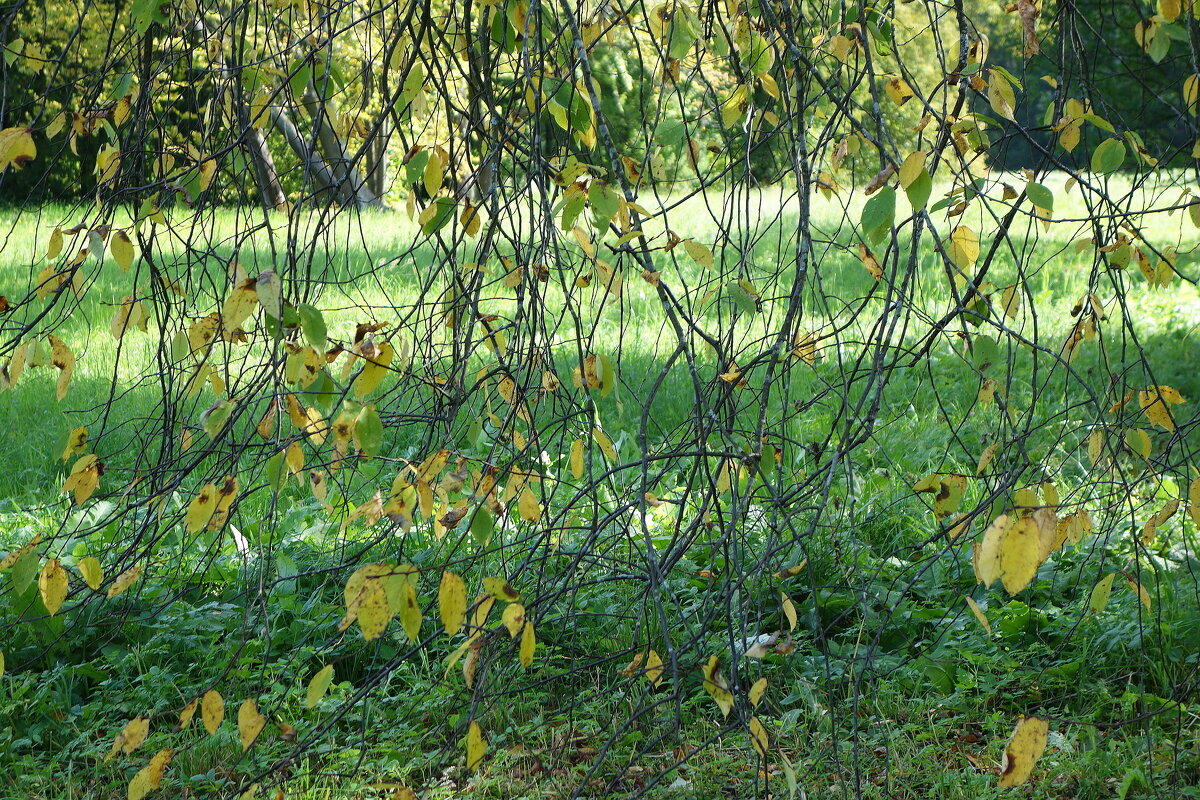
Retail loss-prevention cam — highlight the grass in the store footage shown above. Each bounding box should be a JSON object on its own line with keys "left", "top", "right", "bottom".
{"left": 2, "top": 175, "right": 1200, "bottom": 798}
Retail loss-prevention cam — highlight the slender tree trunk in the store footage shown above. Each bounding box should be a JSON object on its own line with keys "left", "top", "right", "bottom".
{"left": 268, "top": 104, "right": 339, "bottom": 200}
{"left": 299, "top": 85, "right": 380, "bottom": 207}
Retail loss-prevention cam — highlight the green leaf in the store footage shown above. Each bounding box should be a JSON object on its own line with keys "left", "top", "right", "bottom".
{"left": 905, "top": 170, "right": 932, "bottom": 211}
{"left": 861, "top": 187, "right": 896, "bottom": 245}
{"left": 131, "top": 0, "right": 170, "bottom": 36}
{"left": 470, "top": 508, "right": 494, "bottom": 546}
{"left": 297, "top": 304, "right": 327, "bottom": 351}
{"left": 1025, "top": 182, "right": 1054, "bottom": 211}
{"left": 420, "top": 197, "right": 455, "bottom": 235}
{"left": 588, "top": 182, "right": 622, "bottom": 230}
{"left": 355, "top": 405, "right": 384, "bottom": 456}
{"left": 1091, "top": 139, "right": 1126, "bottom": 174}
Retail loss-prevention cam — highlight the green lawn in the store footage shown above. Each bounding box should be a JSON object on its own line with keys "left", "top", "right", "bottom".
{"left": 2, "top": 179, "right": 1199, "bottom": 798}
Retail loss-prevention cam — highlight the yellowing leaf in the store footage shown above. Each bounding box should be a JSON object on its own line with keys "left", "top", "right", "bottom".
{"left": 519, "top": 620, "right": 536, "bottom": 667}
{"left": 570, "top": 438, "right": 584, "bottom": 479}
{"left": 1089, "top": 572, "right": 1116, "bottom": 614}
{"left": 645, "top": 649, "right": 664, "bottom": 687}
{"left": 468, "top": 593, "right": 495, "bottom": 641}
{"left": 353, "top": 341, "right": 395, "bottom": 398}
{"left": 749, "top": 677, "right": 768, "bottom": 707}
{"left": 965, "top": 596, "right": 991, "bottom": 633}
{"left": 482, "top": 577, "right": 520, "bottom": 602}
{"left": 781, "top": 592, "right": 797, "bottom": 631}
{"left": 948, "top": 226, "right": 980, "bottom": 270}
{"left": 998, "top": 517, "right": 1042, "bottom": 595}
{"left": 238, "top": 699, "right": 265, "bottom": 751}
{"left": 201, "top": 689, "right": 224, "bottom": 735}
{"left": 177, "top": 700, "right": 197, "bottom": 731}
{"left": 466, "top": 720, "right": 487, "bottom": 772}
{"left": 0, "top": 126, "right": 36, "bottom": 171}
{"left": 349, "top": 575, "right": 392, "bottom": 641}
{"left": 682, "top": 239, "right": 715, "bottom": 268}
{"left": 898, "top": 150, "right": 927, "bottom": 189}
{"left": 38, "top": 558, "right": 68, "bottom": 615}
{"left": 62, "top": 453, "right": 101, "bottom": 505}
{"left": 592, "top": 427, "right": 617, "bottom": 462}
{"left": 701, "top": 656, "right": 734, "bottom": 717}
{"left": 1125, "top": 575, "right": 1152, "bottom": 610}
{"left": 110, "top": 230, "right": 135, "bottom": 271}
{"left": 185, "top": 485, "right": 218, "bottom": 533}
{"left": 517, "top": 486, "right": 541, "bottom": 522}
{"left": 439, "top": 571, "right": 467, "bottom": 637}
{"left": 998, "top": 716, "right": 1049, "bottom": 788}
{"left": 108, "top": 716, "right": 150, "bottom": 759}
{"left": 221, "top": 284, "right": 258, "bottom": 336}
{"left": 399, "top": 581, "right": 422, "bottom": 642}
{"left": 1138, "top": 385, "right": 1184, "bottom": 432}
{"left": 77, "top": 556, "right": 102, "bottom": 590}
{"left": 49, "top": 335, "right": 74, "bottom": 401}
{"left": 748, "top": 716, "right": 769, "bottom": 757}
{"left": 107, "top": 563, "right": 144, "bottom": 598}
{"left": 502, "top": 603, "right": 525, "bottom": 637}
{"left": 128, "top": 748, "right": 172, "bottom": 800}
{"left": 974, "top": 514, "right": 1010, "bottom": 587}
{"left": 306, "top": 665, "right": 335, "bottom": 708}
{"left": 47, "top": 227, "right": 63, "bottom": 260}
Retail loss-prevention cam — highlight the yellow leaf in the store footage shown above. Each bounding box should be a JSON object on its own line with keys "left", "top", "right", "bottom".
{"left": 469, "top": 593, "right": 496, "bottom": 641}
{"left": 128, "top": 748, "right": 172, "bottom": 800}
{"left": 1089, "top": 573, "right": 1116, "bottom": 614}
{"left": 749, "top": 677, "right": 768, "bottom": 707}
{"left": 1125, "top": 575, "right": 1152, "bottom": 610}
{"left": 998, "top": 517, "right": 1042, "bottom": 595}
{"left": 502, "top": 603, "right": 525, "bottom": 637}
{"left": 111, "top": 295, "right": 149, "bottom": 339}
{"left": 748, "top": 716, "right": 769, "bottom": 758}
{"left": 948, "top": 226, "right": 980, "bottom": 270}
{"left": 1001, "top": 284, "right": 1021, "bottom": 319}
{"left": 519, "top": 620, "right": 536, "bottom": 667}
{"left": 781, "top": 592, "right": 797, "bottom": 631}
{"left": 0, "top": 126, "right": 36, "bottom": 171}
{"left": 592, "top": 427, "right": 617, "bottom": 462}
{"left": 997, "top": 716, "right": 1049, "bottom": 788}
{"left": 221, "top": 284, "right": 258, "bottom": 336}
{"left": 201, "top": 689, "right": 225, "bottom": 735}
{"left": 185, "top": 485, "right": 218, "bottom": 533}
{"left": 898, "top": 150, "right": 927, "bottom": 189}
{"left": 517, "top": 486, "right": 541, "bottom": 522}
{"left": 439, "top": 571, "right": 467, "bottom": 637}
{"left": 62, "top": 453, "right": 101, "bottom": 505}
{"left": 1160, "top": 0, "right": 1182, "bottom": 22}
{"left": 353, "top": 341, "right": 395, "bottom": 398}
{"left": 107, "top": 563, "right": 144, "bottom": 598}
{"left": 0, "top": 651, "right": 4, "bottom": 679}
{"left": 570, "top": 438, "right": 584, "bottom": 479}
{"left": 177, "top": 699, "right": 197, "bottom": 731}
{"left": 988, "top": 70, "right": 1017, "bottom": 121}
{"left": 49, "top": 334, "right": 74, "bottom": 401}
{"left": 884, "top": 78, "right": 914, "bottom": 106}
{"left": 348, "top": 575, "right": 392, "bottom": 642}
{"left": 682, "top": 239, "right": 715, "bottom": 268}
{"left": 965, "top": 596, "right": 991, "bottom": 633}
{"left": 645, "top": 649, "right": 664, "bottom": 687}
{"left": 47, "top": 227, "right": 63, "bottom": 260}
{"left": 238, "top": 699, "right": 265, "bottom": 750}
{"left": 108, "top": 716, "right": 150, "bottom": 759}
{"left": 475, "top": 576, "right": 520, "bottom": 606}
{"left": 974, "top": 514, "right": 1010, "bottom": 587}
{"left": 701, "top": 656, "right": 734, "bottom": 717}
{"left": 1138, "top": 385, "right": 1184, "bottom": 432}
{"left": 77, "top": 556, "right": 102, "bottom": 590}
{"left": 399, "top": 580, "right": 422, "bottom": 641}
{"left": 110, "top": 230, "right": 135, "bottom": 271}
{"left": 38, "top": 558, "right": 68, "bottom": 615}
{"left": 305, "top": 665, "right": 335, "bottom": 708}
{"left": 423, "top": 149, "right": 443, "bottom": 197}
{"left": 466, "top": 720, "right": 487, "bottom": 771}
